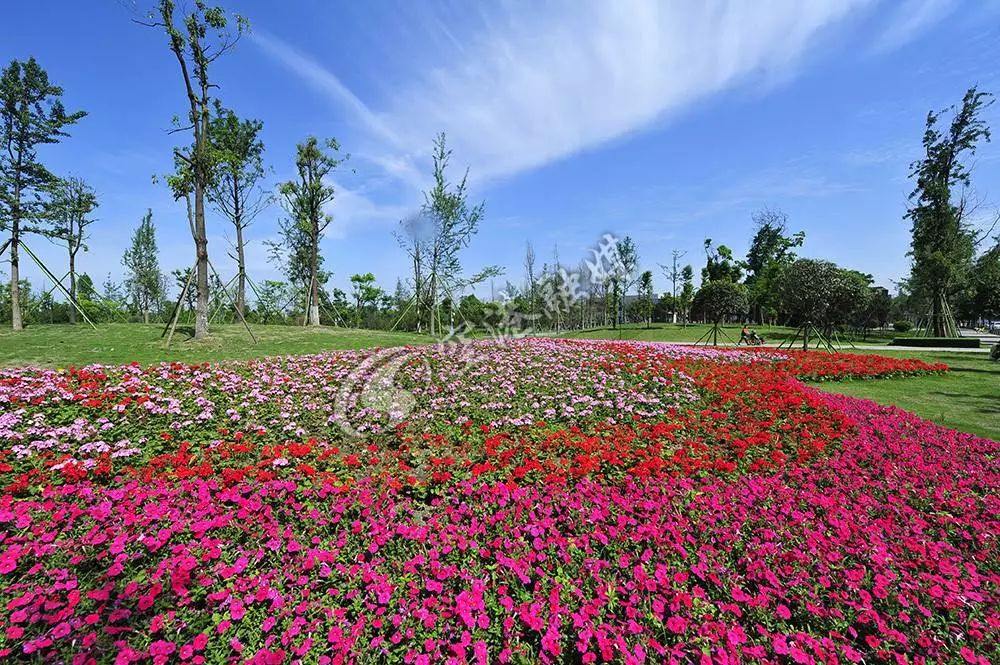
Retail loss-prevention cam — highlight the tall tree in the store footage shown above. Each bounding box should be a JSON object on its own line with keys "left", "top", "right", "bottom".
{"left": 659, "top": 249, "right": 686, "bottom": 323}
{"left": 421, "top": 133, "right": 486, "bottom": 337}
{"left": 744, "top": 208, "right": 804, "bottom": 324}
{"left": 49, "top": 176, "right": 98, "bottom": 323}
{"left": 701, "top": 238, "right": 743, "bottom": 284}
{"left": 638, "top": 269, "right": 654, "bottom": 328}
{"left": 678, "top": 265, "right": 695, "bottom": 324}
{"left": 271, "top": 137, "right": 345, "bottom": 326}
{"left": 122, "top": 209, "right": 165, "bottom": 324}
{"left": 967, "top": 238, "right": 1000, "bottom": 324}
{"left": 523, "top": 241, "right": 537, "bottom": 320}
{"left": 349, "top": 272, "right": 379, "bottom": 328}
{"left": 140, "top": 1, "right": 248, "bottom": 339}
{"left": 0, "top": 58, "right": 86, "bottom": 330}
{"left": 613, "top": 236, "right": 638, "bottom": 326}
{"left": 207, "top": 103, "right": 267, "bottom": 317}
{"left": 906, "top": 87, "right": 994, "bottom": 337}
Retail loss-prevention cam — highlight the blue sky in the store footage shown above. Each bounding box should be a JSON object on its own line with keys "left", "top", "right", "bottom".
{"left": 4, "top": 0, "right": 1000, "bottom": 300}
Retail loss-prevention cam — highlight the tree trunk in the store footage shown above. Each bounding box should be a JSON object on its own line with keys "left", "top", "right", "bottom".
{"left": 308, "top": 230, "right": 320, "bottom": 326}
{"left": 235, "top": 220, "right": 246, "bottom": 318}
{"left": 10, "top": 229, "right": 22, "bottom": 331}
{"left": 68, "top": 249, "right": 77, "bottom": 325}
{"left": 194, "top": 186, "right": 209, "bottom": 340}
{"left": 932, "top": 290, "right": 947, "bottom": 337}
{"left": 428, "top": 251, "right": 438, "bottom": 337}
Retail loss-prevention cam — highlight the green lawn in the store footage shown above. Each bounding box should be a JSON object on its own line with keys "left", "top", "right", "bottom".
{"left": 0, "top": 323, "right": 429, "bottom": 367}
{"left": 814, "top": 350, "right": 999, "bottom": 441}
{"left": 566, "top": 326, "right": 998, "bottom": 441}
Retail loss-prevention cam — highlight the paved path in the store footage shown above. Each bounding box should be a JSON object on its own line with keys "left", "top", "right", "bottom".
{"left": 666, "top": 340, "right": 991, "bottom": 353}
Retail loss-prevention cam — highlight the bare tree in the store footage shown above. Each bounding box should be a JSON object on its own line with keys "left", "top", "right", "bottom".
{"left": 659, "top": 249, "right": 686, "bottom": 323}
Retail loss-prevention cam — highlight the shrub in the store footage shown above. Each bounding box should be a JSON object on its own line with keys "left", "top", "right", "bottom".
{"left": 893, "top": 320, "right": 914, "bottom": 332}
{"left": 890, "top": 336, "right": 981, "bottom": 348}
{"left": 991, "top": 342, "right": 1000, "bottom": 361}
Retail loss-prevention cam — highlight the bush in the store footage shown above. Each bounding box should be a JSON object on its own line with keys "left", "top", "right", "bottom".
{"left": 890, "top": 337, "right": 981, "bottom": 348}
{"left": 893, "top": 320, "right": 914, "bottom": 333}
{"left": 991, "top": 342, "right": 1000, "bottom": 361}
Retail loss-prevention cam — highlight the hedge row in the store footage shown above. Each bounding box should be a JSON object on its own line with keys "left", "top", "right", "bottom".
{"left": 890, "top": 337, "right": 981, "bottom": 348}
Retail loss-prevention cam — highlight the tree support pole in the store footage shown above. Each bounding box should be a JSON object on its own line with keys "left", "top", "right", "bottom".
{"left": 163, "top": 260, "right": 197, "bottom": 346}
{"left": 208, "top": 259, "right": 257, "bottom": 344}
{"left": 209, "top": 274, "right": 239, "bottom": 323}
{"left": 389, "top": 295, "right": 417, "bottom": 332}
{"left": 19, "top": 241, "right": 97, "bottom": 330}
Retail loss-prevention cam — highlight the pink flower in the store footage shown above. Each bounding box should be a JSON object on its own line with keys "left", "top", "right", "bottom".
{"left": 148, "top": 640, "right": 176, "bottom": 657}
{"left": 666, "top": 616, "right": 687, "bottom": 634}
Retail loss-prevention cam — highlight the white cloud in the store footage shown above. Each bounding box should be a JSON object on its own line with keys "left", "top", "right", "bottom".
{"left": 252, "top": 31, "right": 401, "bottom": 148}
{"left": 256, "top": 0, "right": 873, "bottom": 186}
{"left": 870, "top": 0, "right": 957, "bottom": 53}
{"left": 322, "top": 181, "right": 412, "bottom": 240}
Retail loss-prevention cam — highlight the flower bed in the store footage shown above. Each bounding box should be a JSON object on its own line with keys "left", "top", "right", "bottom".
{"left": 2, "top": 339, "right": 996, "bottom": 664}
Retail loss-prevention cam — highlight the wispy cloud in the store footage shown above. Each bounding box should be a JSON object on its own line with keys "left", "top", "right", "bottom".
{"left": 256, "top": 1, "right": 874, "bottom": 186}
{"left": 869, "top": 0, "right": 957, "bottom": 54}
{"left": 252, "top": 31, "right": 401, "bottom": 148}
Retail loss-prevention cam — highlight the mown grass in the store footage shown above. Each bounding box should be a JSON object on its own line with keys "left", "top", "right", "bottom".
{"left": 0, "top": 323, "right": 429, "bottom": 367}
{"left": 566, "top": 326, "right": 998, "bottom": 441}
{"left": 813, "top": 350, "right": 999, "bottom": 441}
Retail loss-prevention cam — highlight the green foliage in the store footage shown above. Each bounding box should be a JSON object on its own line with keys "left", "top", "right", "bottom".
{"left": 1, "top": 57, "right": 86, "bottom": 329}
{"left": 418, "top": 132, "right": 487, "bottom": 335}
{"left": 906, "top": 87, "right": 993, "bottom": 336}
{"left": 690, "top": 281, "right": 748, "bottom": 323}
{"left": 990, "top": 342, "right": 1000, "bottom": 362}
{"left": 890, "top": 337, "right": 981, "bottom": 348}
{"left": 868, "top": 287, "right": 892, "bottom": 329}
{"left": 269, "top": 137, "right": 345, "bottom": 290}
{"left": 744, "top": 208, "right": 804, "bottom": 322}
{"left": 47, "top": 176, "right": 98, "bottom": 249}
{"left": 207, "top": 102, "right": 268, "bottom": 228}
{"left": 893, "top": 320, "right": 915, "bottom": 333}
{"left": 121, "top": 210, "right": 166, "bottom": 322}
{"left": 967, "top": 240, "right": 1000, "bottom": 321}
{"left": 777, "top": 259, "right": 873, "bottom": 327}
{"left": 77, "top": 274, "right": 97, "bottom": 301}
{"left": 349, "top": 272, "right": 383, "bottom": 327}
{"left": 638, "top": 269, "right": 654, "bottom": 327}
{"left": 678, "top": 265, "right": 694, "bottom": 322}
{"left": 827, "top": 269, "right": 873, "bottom": 327}
{"left": 701, "top": 239, "right": 743, "bottom": 283}
{"left": 0, "top": 57, "right": 87, "bottom": 236}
